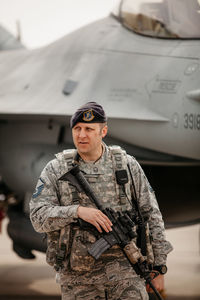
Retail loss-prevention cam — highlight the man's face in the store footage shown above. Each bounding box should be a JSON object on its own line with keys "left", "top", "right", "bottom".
{"left": 72, "top": 122, "right": 107, "bottom": 157}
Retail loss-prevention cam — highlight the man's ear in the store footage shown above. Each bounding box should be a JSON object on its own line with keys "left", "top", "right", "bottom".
{"left": 102, "top": 125, "right": 108, "bottom": 138}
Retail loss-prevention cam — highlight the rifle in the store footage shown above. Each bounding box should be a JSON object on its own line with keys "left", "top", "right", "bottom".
{"left": 59, "top": 165, "right": 163, "bottom": 300}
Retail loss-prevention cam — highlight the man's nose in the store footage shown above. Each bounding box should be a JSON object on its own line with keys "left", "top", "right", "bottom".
{"left": 79, "top": 129, "right": 86, "bottom": 138}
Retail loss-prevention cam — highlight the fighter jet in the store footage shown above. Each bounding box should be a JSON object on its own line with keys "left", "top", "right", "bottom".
{"left": 0, "top": 0, "right": 199, "bottom": 258}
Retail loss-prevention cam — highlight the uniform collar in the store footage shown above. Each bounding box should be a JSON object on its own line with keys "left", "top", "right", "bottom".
{"left": 75, "top": 143, "right": 112, "bottom": 174}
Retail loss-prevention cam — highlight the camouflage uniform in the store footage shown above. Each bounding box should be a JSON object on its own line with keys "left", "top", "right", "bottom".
{"left": 30, "top": 144, "right": 173, "bottom": 300}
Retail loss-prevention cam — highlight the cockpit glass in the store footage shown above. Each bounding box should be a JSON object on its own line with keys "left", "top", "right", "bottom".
{"left": 113, "top": 0, "right": 200, "bottom": 39}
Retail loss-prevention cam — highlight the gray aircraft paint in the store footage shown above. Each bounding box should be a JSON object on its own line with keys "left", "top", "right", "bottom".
{"left": 0, "top": 17, "right": 199, "bottom": 161}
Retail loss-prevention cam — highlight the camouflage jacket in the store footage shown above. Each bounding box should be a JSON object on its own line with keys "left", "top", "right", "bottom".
{"left": 30, "top": 144, "right": 173, "bottom": 282}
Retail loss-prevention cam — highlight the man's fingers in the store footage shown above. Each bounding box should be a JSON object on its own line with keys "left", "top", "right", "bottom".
{"left": 77, "top": 206, "right": 113, "bottom": 232}
{"left": 99, "top": 211, "right": 113, "bottom": 226}
{"left": 92, "top": 221, "right": 102, "bottom": 233}
{"left": 96, "top": 217, "right": 112, "bottom": 233}
{"left": 92, "top": 214, "right": 112, "bottom": 233}
{"left": 146, "top": 274, "right": 164, "bottom": 293}
{"left": 94, "top": 211, "right": 113, "bottom": 232}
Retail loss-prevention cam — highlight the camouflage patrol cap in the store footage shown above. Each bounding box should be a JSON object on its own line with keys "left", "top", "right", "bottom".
{"left": 70, "top": 101, "right": 107, "bottom": 128}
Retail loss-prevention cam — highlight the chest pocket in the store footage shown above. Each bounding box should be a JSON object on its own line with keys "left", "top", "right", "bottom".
{"left": 84, "top": 170, "right": 122, "bottom": 210}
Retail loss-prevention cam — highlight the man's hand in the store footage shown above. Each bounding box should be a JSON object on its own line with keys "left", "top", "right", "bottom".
{"left": 146, "top": 273, "right": 164, "bottom": 293}
{"left": 77, "top": 206, "right": 112, "bottom": 233}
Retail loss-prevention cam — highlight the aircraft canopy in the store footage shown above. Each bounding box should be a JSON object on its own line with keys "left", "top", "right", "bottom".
{"left": 113, "top": 0, "right": 200, "bottom": 39}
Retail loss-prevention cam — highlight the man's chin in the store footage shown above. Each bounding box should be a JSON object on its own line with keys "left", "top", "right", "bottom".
{"left": 77, "top": 145, "right": 90, "bottom": 153}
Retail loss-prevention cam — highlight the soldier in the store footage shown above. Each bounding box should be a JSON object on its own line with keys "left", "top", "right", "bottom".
{"left": 30, "top": 101, "right": 173, "bottom": 300}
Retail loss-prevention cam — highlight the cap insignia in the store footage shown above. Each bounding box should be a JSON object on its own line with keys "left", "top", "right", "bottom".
{"left": 83, "top": 109, "right": 94, "bottom": 122}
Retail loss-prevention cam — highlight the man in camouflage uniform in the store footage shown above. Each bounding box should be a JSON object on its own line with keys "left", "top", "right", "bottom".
{"left": 30, "top": 102, "right": 173, "bottom": 300}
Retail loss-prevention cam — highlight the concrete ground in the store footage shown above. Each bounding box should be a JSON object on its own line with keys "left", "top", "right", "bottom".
{"left": 0, "top": 219, "right": 200, "bottom": 300}
{"left": 165, "top": 224, "right": 200, "bottom": 300}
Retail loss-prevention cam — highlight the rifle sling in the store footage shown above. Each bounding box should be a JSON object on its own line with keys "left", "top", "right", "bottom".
{"left": 127, "top": 163, "right": 147, "bottom": 257}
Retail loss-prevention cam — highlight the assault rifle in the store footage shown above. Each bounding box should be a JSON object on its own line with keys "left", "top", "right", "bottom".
{"left": 59, "top": 165, "right": 163, "bottom": 300}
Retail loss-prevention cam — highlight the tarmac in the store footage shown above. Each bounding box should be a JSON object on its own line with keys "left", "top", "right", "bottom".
{"left": 0, "top": 219, "right": 200, "bottom": 300}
